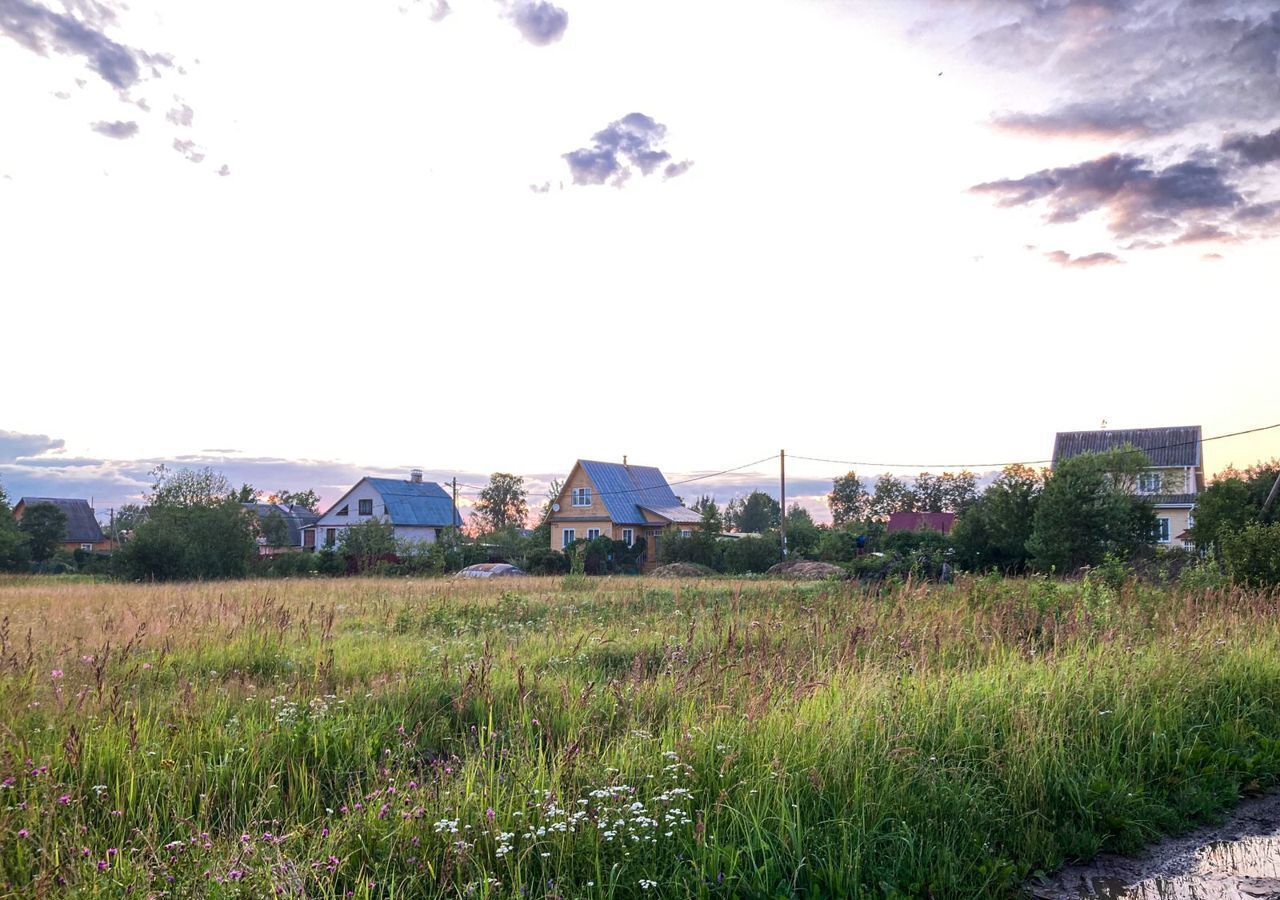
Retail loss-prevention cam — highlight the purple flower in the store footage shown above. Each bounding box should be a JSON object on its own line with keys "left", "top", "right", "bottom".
{"left": 58, "top": 795, "right": 71, "bottom": 805}
{"left": 17, "top": 829, "right": 28, "bottom": 838}
{"left": 50, "top": 669, "right": 63, "bottom": 679}
{"left": 486, "top": 807, "right": 496, "bottom": 821}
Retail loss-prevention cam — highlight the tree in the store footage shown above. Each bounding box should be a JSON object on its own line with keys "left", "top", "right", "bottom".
{"left": 113, "top": 503, "right": 147, "bottom": 535}
{"left": 338, "top": 519, "right": 398, "bottom": 572}
{"left": 784, "top": 504, "right": 821, "bottom": 558}
{"left": 950, "top": 464, "right": 1042, "bottom": 573}
{"left": 691, "top": 495, "right": 723, "bottom": 534}
{"left": 938, "top": 471, "right": 979, "bottom": 514}
{"left": 726, "top": 491, "right": 781, "bottom": 533}
{"left": 828, "top": 472, "right": 870, "bottom": 526}
{"left": 1026, "top": 448, "right": 1156, "bottom": 572}
{"left": 1221, "top": 522, "right": 1280, "bottom": 587}
{"left": 473, "top": 473, "right": 528, "bottom": 532}
{"left": 231, "top": 483, "right": 260, "bottom": 503}
{"left": 148, "top": 465, "right": 232, "bottom": 508}
{"left": 868, "top": 474, "right": 915, "bottom": 520}
{"left": 0, "top": 480, "right": 29, "bottom": 572}
{"left": 268, "top": 489, "right": 321, "bottom": 511}
{"left": 259, "top": 510, "right": 292, "bottom": 548}
{"left": 529, "top": 478, "right": 562, "bottom": 548}
{"left": 18, "top": 502, "right": 68, "bottom": 564}
{"left": 1188, "top": 459, "right": 1280, "bottom": 550}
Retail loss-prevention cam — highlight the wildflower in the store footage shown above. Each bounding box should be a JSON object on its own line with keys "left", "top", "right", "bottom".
{"left": 486, "top": 807, "right": 496, "bottom": 821}
{"left": 50, "top": 669, "right": 63, "bottom": 679}
{"left": 97, "top": 860, "right": 108, "bottom": 871}
{"left": 639, "top": 879, "right": 658, "bottom": 890}
{"left": 17, "top": 829, "right": 29, "bottom": 838}
{"left": 143, "top": 663, "right": 153, "bottom": 670}
{"left": 58, "top": 795, "right": 71, "bottom": 805}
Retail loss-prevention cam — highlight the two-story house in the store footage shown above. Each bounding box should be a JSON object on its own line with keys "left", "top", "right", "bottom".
{"left": 1052, "top": 425, "right": 1204, "bottom": 548}
{"left": 302, "top": 470, "right": 462, "bottom": 550}
{"left": 546, "top": 459, "right": 702, "bottom": 570}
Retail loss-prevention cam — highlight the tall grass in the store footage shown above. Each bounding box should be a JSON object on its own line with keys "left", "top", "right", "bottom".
{"left": 1, "top": 574, "right": 1280, "bottom": 897}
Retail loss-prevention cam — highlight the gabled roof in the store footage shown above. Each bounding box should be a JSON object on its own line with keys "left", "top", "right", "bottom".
{"left": 365, "top": 478, "right": 463, "bottom": 527}
{"left": 577, "top": 460, "right": 701, "bottom": 525}
{"left": 16, "top": 497, "right": 103, "bottom": 543}
{"left": 886, "top": 511, "right": 956, "bottom": 534}
{"left": 242, "top": 503, "right": 319, "bottom": 546}
{"left": 1052, "top": 426, "right": 1202, "bottom": 469}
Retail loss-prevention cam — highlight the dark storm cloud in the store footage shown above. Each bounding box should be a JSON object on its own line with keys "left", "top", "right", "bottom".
{"left": 1224, "top": 126, "right": 1280, "bottom": 166}
{"left": 563, "top": 113, "right": 692, "bottom": 188}
{"left": 0, "top": 0, "right": 159, "bottom": 90}
{"left": 938, "top": 1, "right": 1280, "bottom": 251}
{"left": 1044, "top": 249, "right": 1122, "bottom": 267}
{"left": 0, "top": 429, "right": 64, "bottom": 463}
{"left": 972, "top": 153, "right": 1243, "bottom": 238}
{"left": 508, "top": 0, "right": 568, "bottom": 46}
{"left": 90, "top": 118, "right": 137, "bottom": 138}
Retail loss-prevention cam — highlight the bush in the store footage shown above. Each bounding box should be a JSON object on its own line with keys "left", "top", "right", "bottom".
{"left": 524, "top": 546, "right": 569, "bottom": 575}
{"left": 660, "top": 532, "right": 722, "bottom": 570}
{"left": 722, "top": 536, "right": 781, "bottom": 574}
{"left": 1221, "top": 523, "right": 1280, "bottom": 587}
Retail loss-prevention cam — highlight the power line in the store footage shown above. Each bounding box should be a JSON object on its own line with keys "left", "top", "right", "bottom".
{"left": 456, "top": 455, "right": 781, "bottom": 499}
{"left": 790, "top": 421, "right": 1280, "bottom": 472}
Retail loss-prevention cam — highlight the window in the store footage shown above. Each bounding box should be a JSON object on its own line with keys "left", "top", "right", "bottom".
{"left": 1155, "top": 517, "right": 1171, "bottom": 543}
{"left": 336, "top": 504, "right": 349, "bottom": 516}
{"left": 572, "top": 487, "right": 592, "bottom": 507}
{"left": 587, "top": 528, "right": 601, "bottom": 540}
{"left": 562, "top": 528, "right": 576, "bottom": 548}
{"left": 80, "top": 543, "right": 93, "bottom": 552}
{"left": 358, "top": 498, "right": 373, "bottom": 516}
{"left": 680, "top": 529, "right": 692, "bottom": 538}
{"left": 325, "top": 528, "right": 337, "bottom": 547}
{"left": 622, "top": 528, "right": 633, "bottom": 546}
{"left": 1138, "top": 472, "right": 1162, "bottom": 494}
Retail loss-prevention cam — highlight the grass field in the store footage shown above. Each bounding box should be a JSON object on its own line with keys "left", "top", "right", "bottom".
{"left": 3, "top": 574, "right": 1280, "bottom": 898}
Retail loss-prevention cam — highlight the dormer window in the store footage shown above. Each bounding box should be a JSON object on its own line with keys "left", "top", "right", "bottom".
{"left": 572, "top": 487, "right": 592, "bottom": 507}
{"left": 1138, "top": 472, "right": 1162, "bottom": 494}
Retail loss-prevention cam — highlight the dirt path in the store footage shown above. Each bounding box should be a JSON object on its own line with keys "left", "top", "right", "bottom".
{"left": 1028, "top": 793, "right": 1280, "bottom": 899}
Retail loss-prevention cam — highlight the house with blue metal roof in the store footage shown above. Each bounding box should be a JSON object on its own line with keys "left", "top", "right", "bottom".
{"left": 546, "top": 459, "right": 701, "bottom": 570}
{"left": 302, "top": 470, "right": 462, "bottom": 550}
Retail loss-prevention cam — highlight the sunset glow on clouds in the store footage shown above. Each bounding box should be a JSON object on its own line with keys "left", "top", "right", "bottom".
{"left": 2, "top": 0, "right": 1277, "bottom": 518}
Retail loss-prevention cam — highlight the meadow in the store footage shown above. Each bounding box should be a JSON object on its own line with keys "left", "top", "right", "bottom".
{"left": 2, "top": 574, "right": 1280, "bottom": 898}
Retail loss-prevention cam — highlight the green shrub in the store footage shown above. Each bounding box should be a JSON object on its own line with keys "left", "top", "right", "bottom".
{"left": 722, "top": 536, "right": 781, "bottom": 574}
{"left": 1222, "top": 522, "right": 1280, "bottom": 587}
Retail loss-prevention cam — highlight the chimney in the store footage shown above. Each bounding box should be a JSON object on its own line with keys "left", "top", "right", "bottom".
{"left": 623, "top": 455, "right": 628, "bottom": 467}
{"left": 410, "top": 468, "right": 423, "bottom": 483}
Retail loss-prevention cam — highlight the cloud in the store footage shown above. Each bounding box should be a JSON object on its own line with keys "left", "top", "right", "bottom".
{"left": 428, "top": 0, "right": 450, "bottom": 21}
{"left": 90, "top": 118, "right": 137, "bottom": 138}
{"left": 216, "top": 163, "right": 231, "bottom": 177}
{"left": 1044, "top": 249, "right": 1122, "bottom": 268}
{"left": 0, "top": 0, "right": 160, "bottom": 90}
{"left": 173, "top": 137, "right": 205, "bottom": 163}
{"left": 563, "top": 113, "right": 691, "bottom": 188}
{"left": 935, "top": 1, "right": 1280, "bottom": 250}
{"left": 1171, "top": 223, "right": 1243, "bottom": 245}
{"left": 1224, "top": 126, "right": 1280, "bottom": 166}
{"left": 508, "top": 0, "right": 568, "bottom": 46}
{"left": 166, "top": 103, "right": 193, "bottom": 127}
{"left": 0, "top": 429, "right": 64, "bottom": 463}
{"left": 972, "top": 153, "right": 1243, "bottom": 238}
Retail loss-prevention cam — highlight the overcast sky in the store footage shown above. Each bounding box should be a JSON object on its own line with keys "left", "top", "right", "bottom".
{"left": 2, "top": 0, "right": 1277, "bottom": 521}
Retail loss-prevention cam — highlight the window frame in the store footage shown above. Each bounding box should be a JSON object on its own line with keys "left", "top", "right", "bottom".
{"left": 622, "top": 528, "right": 633, "bottom": 546}
{"left": 571, "top": 487, "right": 592, "bottom": 507}
{"left": 325, "top": 528, "right": 337, "bottom": 547}
{"left": 1138, "top": 472, "right": 1162, "bottom": 494}
{"left": 587, "top": 528, "right": 601, "bottom": 541}
{"left": 680, "top": 529, "right": 692, "bottom": 538}
{"left": 336, "top": 504, "right": 349, "bottom": 517}
{"left": 358, "top": 498, "right": 374, "bottom": 516}
{"left": 562, "top": 528, "right": 576, "bottom": 548}
{"left": 1155, "top": 517, "right": 1171, "bottom": 543}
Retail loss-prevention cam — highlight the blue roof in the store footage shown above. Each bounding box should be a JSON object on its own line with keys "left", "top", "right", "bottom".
{"left": 578, "top": 460, "right": 701, "bottom": 525}
{"left": 367, "top": 478, "right": 463, "bottom": 527}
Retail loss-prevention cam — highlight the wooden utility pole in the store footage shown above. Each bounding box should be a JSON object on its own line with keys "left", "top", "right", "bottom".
{"left": 451, "top": 477, "right": 459, "bottom": 542}
{"left": 780, "top": 449, "right": 787, "bottom": 557}
{"left": 1263, "top": 470, "right": 1280, "bottom": 519}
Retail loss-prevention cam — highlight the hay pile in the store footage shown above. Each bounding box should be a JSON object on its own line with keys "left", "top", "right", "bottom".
{"left": 765, "top": 560, "right": 847, "bottom": 580}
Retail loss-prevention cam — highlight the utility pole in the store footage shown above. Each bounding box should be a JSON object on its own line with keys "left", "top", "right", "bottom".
{"left": 780, "top": 449, "right": 787, "bottom": 557}
{"left": 451, "top": 477, "right": 459, "bottom": 544}
{"left": 1263, "top": 470, "right": 1280, "bottom": 519}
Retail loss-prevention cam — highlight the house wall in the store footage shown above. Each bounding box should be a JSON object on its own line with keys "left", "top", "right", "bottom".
{"left": 550, "top": 519, "right": 612, "bottom": 550}
{"left": 1154, "top": 507, "right": 1194, "bottom": 549}
{"left": 314, "top": 481, "right": 388, "bottom": 530}
{"left": 63, "top": 539, "right": 113, "bottom": 553}
{"left": 393, "top": 526, "right": 443, "bottom": 546}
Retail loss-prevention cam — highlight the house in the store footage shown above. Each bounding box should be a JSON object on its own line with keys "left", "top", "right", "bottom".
{"left": 886, "top": 511, "right": 956, "bottom": 535}
{"left": 1052, "top": 425, "right": 1203, "bottom": 549}
{"left": 12, "top": 497, "right": 112, "bottom": 553}
{"left": 301, "top": 470, "right": 462, "bottom": 550}
{"left": 546, "top": 459, "right": 702, "bottom": 570}
{"left": 242, "top": 503, "right": 319, "bottom": 555}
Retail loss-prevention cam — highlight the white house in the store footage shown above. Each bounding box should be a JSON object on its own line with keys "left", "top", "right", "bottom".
{"left": 302, "top": 470, "right": 462, "bottom": 550}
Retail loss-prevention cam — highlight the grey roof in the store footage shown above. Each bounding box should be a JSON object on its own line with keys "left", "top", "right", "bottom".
{"left": 366, "top": 478, "right": 463, "bottom": 527}
{"left": 17, "top": 497, "right": 103, "bottom": 543}
{"left": 1052, "top": 426, "right": 1202, "bottom": 468}
{"left": 578, "top": 460, "right": 702, "bottom": 525}
{"left": 243, "top": 503, "right": 319, "bottom": 546}
{"left": 1148, "top": 494, "right": 1198, "bottom": 507}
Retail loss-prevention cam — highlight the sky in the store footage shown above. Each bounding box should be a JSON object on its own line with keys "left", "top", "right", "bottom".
{"left": 1, "top": 0, "right": 1278, "bottom": 522}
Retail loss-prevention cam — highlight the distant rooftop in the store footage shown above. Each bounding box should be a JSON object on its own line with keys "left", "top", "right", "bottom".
{"left": 1052, "top": 426, "right": 1202, "bottom": 469}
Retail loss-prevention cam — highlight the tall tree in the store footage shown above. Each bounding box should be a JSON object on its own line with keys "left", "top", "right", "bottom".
{"left": 0, "top": 479, "right": 30, "bottom": 572}
{"left": 1027, "top": 448, "right": 1156, "bottom": 572}
{"left": 692, "top": 495, "right": 723, "bottom": 533}
{"left": 1188, "top": 459, "right": 1280, "bottom": 549}
{"left": 828, "top": 472, "right": 871, "bottom": 526}
{"left": 950, "top": 464, "right": 1042, "bottom": 573}
{"left": 726, "top": 491, "right": 781, "bottom": 533}
{"left": 474, "top": 473, "right": 528, "bottom": 532}
{"left": 868, "top": 474, "right": 915, "bottom": 520}
{"left": 268, "top": 489, "right": 321, "bottom": 511}
{"left": 938, "top": 471, "right": 979, "bottom": 513}
{"left": 231, "top": 483, "right": 260, "bottom": 503}
{"left": 148, "top": 465, "right": 233, "bottom": 508}
{"left": 18, "top": 502, "right": 68, "bottom": 563}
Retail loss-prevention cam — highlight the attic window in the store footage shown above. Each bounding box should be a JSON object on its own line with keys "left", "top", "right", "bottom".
{"left": 1138, "top": 472, "right": 1162, "bottom": 494}
{"left": 336, "top": 505, "right": 349, "bottom": 516}
{"left": 358, "top": 499, "right": 373, "bottom": 516}
{"left": 572, "top": 487, "right": 592, "bottom": 507}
